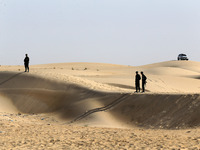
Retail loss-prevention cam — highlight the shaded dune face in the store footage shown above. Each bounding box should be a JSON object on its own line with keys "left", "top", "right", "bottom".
{"left": 110, "top": 94, "right": 200, "bottom": 129}
{"left": 0, "top": 72, "right": 122, "bottom": 119}
{"left": 1, "top": 71, "right": 200, "bottom": 129}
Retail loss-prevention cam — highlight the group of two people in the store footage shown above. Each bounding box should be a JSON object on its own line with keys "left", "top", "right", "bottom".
{"left": 135, "top": 71, "right": 147, "bottom": 93}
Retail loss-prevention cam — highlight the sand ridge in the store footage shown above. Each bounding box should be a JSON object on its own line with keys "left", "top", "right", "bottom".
{"left": 1, "top": 61, "right": 200, "bottom": 128}
{"left": 1, "top": 60, "right": 200, "bottom": 149}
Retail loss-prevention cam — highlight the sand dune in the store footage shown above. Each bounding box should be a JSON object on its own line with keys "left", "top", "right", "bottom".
{"left": 1, "top": 61, "right": 200, "bottom": 129}
{"left": 1, "top": 61, "right": 200, "bottom": 149}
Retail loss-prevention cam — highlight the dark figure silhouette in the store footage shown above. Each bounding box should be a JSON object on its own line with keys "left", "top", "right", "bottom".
{"left": 135, "top": 71, "right": 141, "bottom": 92}
{"left": 141, "top": 71, "right": 147, "bottom": 92}
{"left": 24, "top": 54, "right": 29, "bottom": 72}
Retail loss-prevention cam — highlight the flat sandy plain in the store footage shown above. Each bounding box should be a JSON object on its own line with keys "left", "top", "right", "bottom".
{"left": 1, "top": 60, "right": 200, "bottom": 149}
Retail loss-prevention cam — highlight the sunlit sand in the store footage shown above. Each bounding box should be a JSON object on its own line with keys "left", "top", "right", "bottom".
{"left": 1, "top": 61, "right": 200, "bottom": 149}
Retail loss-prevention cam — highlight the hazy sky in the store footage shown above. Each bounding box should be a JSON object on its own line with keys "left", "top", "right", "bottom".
{"left": 0, "top": 0, "right": 200, "bottom": 66}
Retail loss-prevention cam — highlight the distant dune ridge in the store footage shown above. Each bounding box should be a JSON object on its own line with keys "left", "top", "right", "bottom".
{"left": 0, "top": 60, "right": 200, "bottom": 129}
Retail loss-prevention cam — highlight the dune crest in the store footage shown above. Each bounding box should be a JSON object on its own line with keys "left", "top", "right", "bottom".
{"left": 0, "top": 61, "right": 200, "bottom": 129}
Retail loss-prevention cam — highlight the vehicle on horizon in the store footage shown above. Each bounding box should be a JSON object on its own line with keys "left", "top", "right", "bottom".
{"left": 177, "top": 53, "right": 189, "bottom": 61}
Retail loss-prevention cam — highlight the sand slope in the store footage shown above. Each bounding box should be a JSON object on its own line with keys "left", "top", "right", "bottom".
{"left": 0, "top": 61, "right": 200, "bottom": 129}
{"left": 1, "top": 61, "right": 200, "bottom": 149}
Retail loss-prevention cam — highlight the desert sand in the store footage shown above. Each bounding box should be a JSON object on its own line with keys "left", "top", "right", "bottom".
{"left": 1, "top": 60, "right": 200, "bottom": 149}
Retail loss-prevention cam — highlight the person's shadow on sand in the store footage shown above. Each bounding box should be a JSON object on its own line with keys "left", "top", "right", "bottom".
{"left": 0, "top": 72, "right": 24, "bottom": 86}
{"left": 107, "top": 83, "right": 150, "bottom": 92}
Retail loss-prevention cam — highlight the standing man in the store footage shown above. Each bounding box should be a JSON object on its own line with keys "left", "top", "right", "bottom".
{"left": 141, "top": 71, "right": 147, "bottom": 92}
{"left": 135, "top": 71, "right": 141, "bottom": 92}
{"left": 24, "top": 54, "right": 29, "bottom": 72}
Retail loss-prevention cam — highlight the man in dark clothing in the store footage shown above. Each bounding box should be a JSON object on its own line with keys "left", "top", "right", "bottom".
{"left": 135, "top": 71, "right": 141, "bottom": 92}
{"left": 24, "top": 54, "right": 29, "bottom": 72}
{"left": 141, "top": 71, "right": 147, "bottom": 92}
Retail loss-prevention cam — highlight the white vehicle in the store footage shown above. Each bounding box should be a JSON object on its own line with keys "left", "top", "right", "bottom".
{"left": 177, "top": 54, "right": 188, "bottom": 61}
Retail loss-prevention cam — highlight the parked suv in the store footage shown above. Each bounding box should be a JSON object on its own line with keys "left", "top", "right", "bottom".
{"left": 177, "top": 54, "right": 188, "bottom": 60}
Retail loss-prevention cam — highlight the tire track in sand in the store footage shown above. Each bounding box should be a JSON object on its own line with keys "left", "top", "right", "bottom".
{"left": 68, "top": 94, "right": 129, "bottom": 124}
